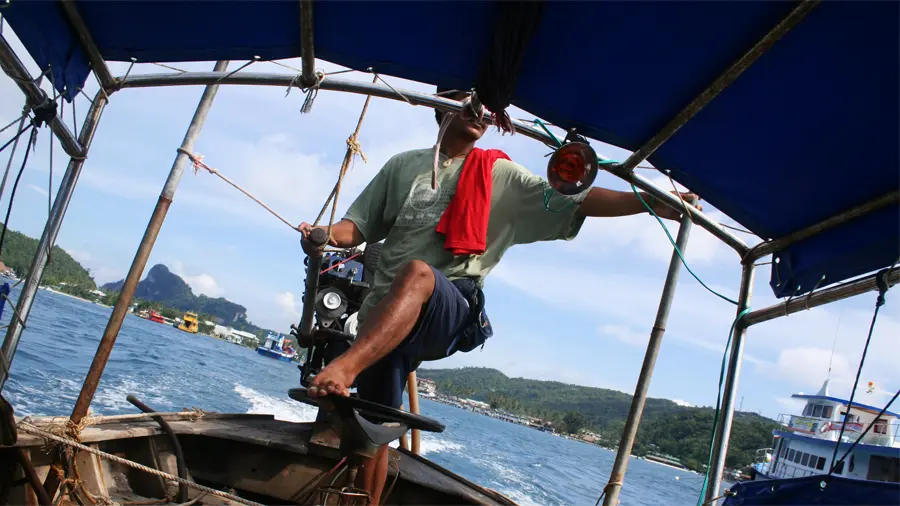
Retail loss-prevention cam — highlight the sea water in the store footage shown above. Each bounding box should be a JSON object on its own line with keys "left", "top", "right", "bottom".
{"left": 2, "top": 286, "right": 705, "bottom": 505}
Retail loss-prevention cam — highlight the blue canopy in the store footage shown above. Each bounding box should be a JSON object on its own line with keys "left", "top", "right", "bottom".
{"left": 724, "top": 475, "right": 900, "bottom": 505}
{"left": 4, "top": 1, "right": 898, "bottom": 298}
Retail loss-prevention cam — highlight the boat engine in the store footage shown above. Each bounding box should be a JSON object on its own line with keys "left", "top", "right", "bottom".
{"left": 292, "top": 228, "right": 381, "bottom": 387}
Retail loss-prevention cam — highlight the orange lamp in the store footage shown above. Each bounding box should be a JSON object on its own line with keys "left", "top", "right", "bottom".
{"left": 547, "top": 142, "right": 599, "bottom": 195}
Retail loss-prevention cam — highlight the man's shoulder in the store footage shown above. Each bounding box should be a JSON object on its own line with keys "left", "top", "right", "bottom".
{"left": 387, "top": 148, "right": 433, "bottom": 168}
{"left": 492, "top": 157, "right": 534, "bottom": 180}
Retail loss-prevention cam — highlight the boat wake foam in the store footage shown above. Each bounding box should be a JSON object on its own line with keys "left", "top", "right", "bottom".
{"left": 234, "top": 383, "right": 318, "bottom": 422}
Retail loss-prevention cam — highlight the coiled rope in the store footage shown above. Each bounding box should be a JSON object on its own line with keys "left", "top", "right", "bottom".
{"left": 17, "top": 421, "right": 263, "bottom": 506}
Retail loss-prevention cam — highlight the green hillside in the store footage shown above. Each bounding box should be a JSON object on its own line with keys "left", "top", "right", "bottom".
{"left": 0, "top": 224, "right": 95, "bottom": 289}
{"left": 417, "top": 367, "right": 778, "bottom": 470}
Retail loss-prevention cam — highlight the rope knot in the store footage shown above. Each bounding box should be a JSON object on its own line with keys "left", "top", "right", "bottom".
{"left": 288, "top": 70, "right": 325, "bottom": 113}
{"left": 345, "top": 135, "right": 367, "bottom": 164}
{"left": 875, "top": 268, "right": 890, "bottom": 306}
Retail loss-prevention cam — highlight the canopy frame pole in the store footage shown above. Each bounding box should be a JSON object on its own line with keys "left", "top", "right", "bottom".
{"left": 0, "top": 33, "right": 85, "bottom": 158}
{"left": 744, "top": 267, "right": 900, "bottom": 327}
{"left": 617, "top": 0, "right": 819, "bottom": 173}
{"left": 602, "top": 197, "right": 697, "bottom": 506}
{"left": 117, "top": 71, "right": 750, "bottom": 256}
{"left": 619, "top": 0, "right": 819, "bottom": 172}
{"left": 0, "top": 90, "right": 108, "bottom": 390}
{"left": 59, "top": 0, "right": 116, "bottom": 92}
{"left": 745, "top": 190, "right": 899, "bottom": 263}
{"left": 68, "top": 60, "right": 230, "bottom": 427}
{"left": 299, "top": 0, "right": 316, "bottom": 87}
{"left": 704, "top": 262, "right": 755, "bottom": 504}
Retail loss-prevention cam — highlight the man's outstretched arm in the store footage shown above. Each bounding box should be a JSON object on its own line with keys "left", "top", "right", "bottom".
{"left": 298, "top": 219, "right": 366, "bottom": 249}
{"left": 579, "top": 187, "right": 699, "bottom": 220}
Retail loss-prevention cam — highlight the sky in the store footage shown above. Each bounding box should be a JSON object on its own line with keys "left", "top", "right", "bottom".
{"left": 0, "top": 26, "right": 897, "bottom": 421}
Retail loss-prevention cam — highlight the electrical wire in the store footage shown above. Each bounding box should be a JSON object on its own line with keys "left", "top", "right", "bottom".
{"left": 696, "top": 308, "right": 752, "bottom": 506}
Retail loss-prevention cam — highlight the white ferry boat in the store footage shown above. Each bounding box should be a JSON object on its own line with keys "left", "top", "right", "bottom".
{"left": 752, "top": 379, "right": 899, "bottom": 484}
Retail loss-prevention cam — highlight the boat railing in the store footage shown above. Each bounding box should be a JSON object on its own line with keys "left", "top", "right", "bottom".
{"left": 778, "top": 414, "right": 900, "bottom": 447}
{"left": 767, "top": 459, "right": 820, "bottom": 480}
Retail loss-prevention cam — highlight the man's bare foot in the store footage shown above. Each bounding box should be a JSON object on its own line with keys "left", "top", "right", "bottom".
{"left": 309, "top": 359, "right": 357, "bottom": 398}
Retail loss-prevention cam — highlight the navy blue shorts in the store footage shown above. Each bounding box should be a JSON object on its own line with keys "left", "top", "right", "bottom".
{"left": 356, "top": 267, "right": 492, "bottom": 408}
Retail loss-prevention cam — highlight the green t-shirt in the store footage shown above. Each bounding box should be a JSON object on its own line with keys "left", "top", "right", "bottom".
{"left": 344, "top": 148, "right": 586, "bottom": 323}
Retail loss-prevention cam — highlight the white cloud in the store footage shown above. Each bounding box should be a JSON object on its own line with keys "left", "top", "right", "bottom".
{"left": 775, "top": 396, "right": 804, "bottom": 417}
{"left": 599, "top": 324, "right": 648, "bottom": 347}
{"left": 275, "top": 291, "right": 300, "bottom": 318}
{"left": 169, "top": 262, "right": 225, "bottom": 297}
{"left": 673, "top": 399, "right": 693, "bottom": 407}
{"left": 183, "top": 273, "right": 225, "bottom": 297}
{"left": 26, "top": 184, "right": 49, "bottom": 197}
{"left": 771, "top": 347, "right": 851, "bottom": 391}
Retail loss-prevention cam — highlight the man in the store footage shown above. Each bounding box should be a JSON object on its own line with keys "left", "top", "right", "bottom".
{"left": 299, "top": 90, "right": 696, "bottom": 502}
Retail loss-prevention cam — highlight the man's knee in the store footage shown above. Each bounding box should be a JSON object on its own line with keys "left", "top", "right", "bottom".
{"left": 392, "top": 260, "right": 436, "bottom": 298}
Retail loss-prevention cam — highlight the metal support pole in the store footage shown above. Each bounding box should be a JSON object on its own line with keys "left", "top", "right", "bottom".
{"left": 704, "top": 263, "right": 755, "bottom": 504}
{"left": 299, "top": 0, "right": 316, "bottom": 87}
{"left": 0, "top": 91, "right": 107, "bottom": 389}
{"left": 118, "top": 71, "right": 750, "bottom": 256}
{"left": 59, "top": 0, "right": 115, "bottom": 92}
{"left": 68, "top": 60, "right": 229, "bottom": 425}
{"left": 0, "top": 33, "right": 85, "bottom": 158}
{"left": 602, "top": 198, "right": 696, "bottom": 506}
{"left": 744, "top": 267, "right": 900, "bottom": 327}
{"left": 407, "top": 371, "right": 421, "bottom": 455}
{"left": 617, "top": 0, "right": 819, "bottom": 172}
{"left": 745, "top": 191, "right": 899, "bottom": 263}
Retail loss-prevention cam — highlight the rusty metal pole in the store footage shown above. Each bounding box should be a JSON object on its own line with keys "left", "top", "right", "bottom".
{"left": 69, "top": 60, "right": 229, "bottom": 424}
{"left": 602, "top": 198, "right": 696, "bottom": 506}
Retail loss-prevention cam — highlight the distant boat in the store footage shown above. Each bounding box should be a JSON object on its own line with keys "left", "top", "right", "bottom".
{"left": 146, "top": 310, "right": 165, "bottom": 324}
{"left": 745, "top": 378, "right": 900, "bottom": 502}
{"left": 256, "top": 332, "right": 297, "bottom": 362}
{"left": 177, "top": 312, "right": 199, "bottom": 333}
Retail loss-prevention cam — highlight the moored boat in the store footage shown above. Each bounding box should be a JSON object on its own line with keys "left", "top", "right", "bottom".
{"left": 177, "top": 312, "right": 199, "bottom": 334}
{"left": 751, "top": 379, "right": 899, "bottom": 482}
{"left": 256, "top": 332, "right": 297, "bottom": 362}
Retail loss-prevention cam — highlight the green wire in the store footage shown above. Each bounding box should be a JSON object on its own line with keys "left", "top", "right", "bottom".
{"left": 535, "top": 117, "right": 739, "bottom": 305}
{"left": 533, "top": 118, "right": 563, "bottom": 148}
{"left": 696, "top": 307, "right": 753, "bottom": 506}
{"left": 630, "top": 184, "right": 739, "bottom": 306}
{"left": 533, "top": 117, "right": 746, "bottom": 502}
{"left": 543, "top": 187, "right": 576, "bottom": 213}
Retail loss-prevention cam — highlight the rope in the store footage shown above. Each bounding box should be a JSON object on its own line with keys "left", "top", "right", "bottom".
{"left": 696, "top": 308, "right": 752, "bottom": 506}
{"left": 312, "top": 75, "right": 377, "bottom": 242}
{"left": 475, "top": 1, "right": 544, "bottom": 133}
{"left": 702, "top": 490, "right": 736, "bottom": 505}
{"left": 431, "top": 111, "right": 456, "bottom": 191}
{"left": 369, "top": 69, "right": 413, "bottom": 107}
{"left": 16, "top": 422, "right": 263, "bottom": 506}
{"left": 593, "top": 481, "right": 622, "bottom": 506}
{"left": 0, "top": 128, "right": 38, "bottom": 259}
{"left": 828, "top": 270, "right": 890, "bottom": 474}
{"left": 151, "top": 62, "right": 187, "bottom": 73}
{"left": 178, "top": 149, "right": 299, "bottom": 231}
{"left": 831, "top": 387, "right": 899, "bottom": 471}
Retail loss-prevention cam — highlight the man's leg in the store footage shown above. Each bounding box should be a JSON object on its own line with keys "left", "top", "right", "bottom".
{"left": 309, "top": 260, "right": 436, "bottom": 397}
{"left": 359, "top": 444, "right": 389, "bottom": 506}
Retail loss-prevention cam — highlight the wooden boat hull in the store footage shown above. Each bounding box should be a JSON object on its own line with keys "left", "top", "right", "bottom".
{"left": 2, "top": 412, "right": 517, "bottom": 505}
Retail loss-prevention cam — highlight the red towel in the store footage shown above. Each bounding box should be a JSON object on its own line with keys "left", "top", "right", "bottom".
{"left": 436, "top": 148, "right": 510, "bottom": 256}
